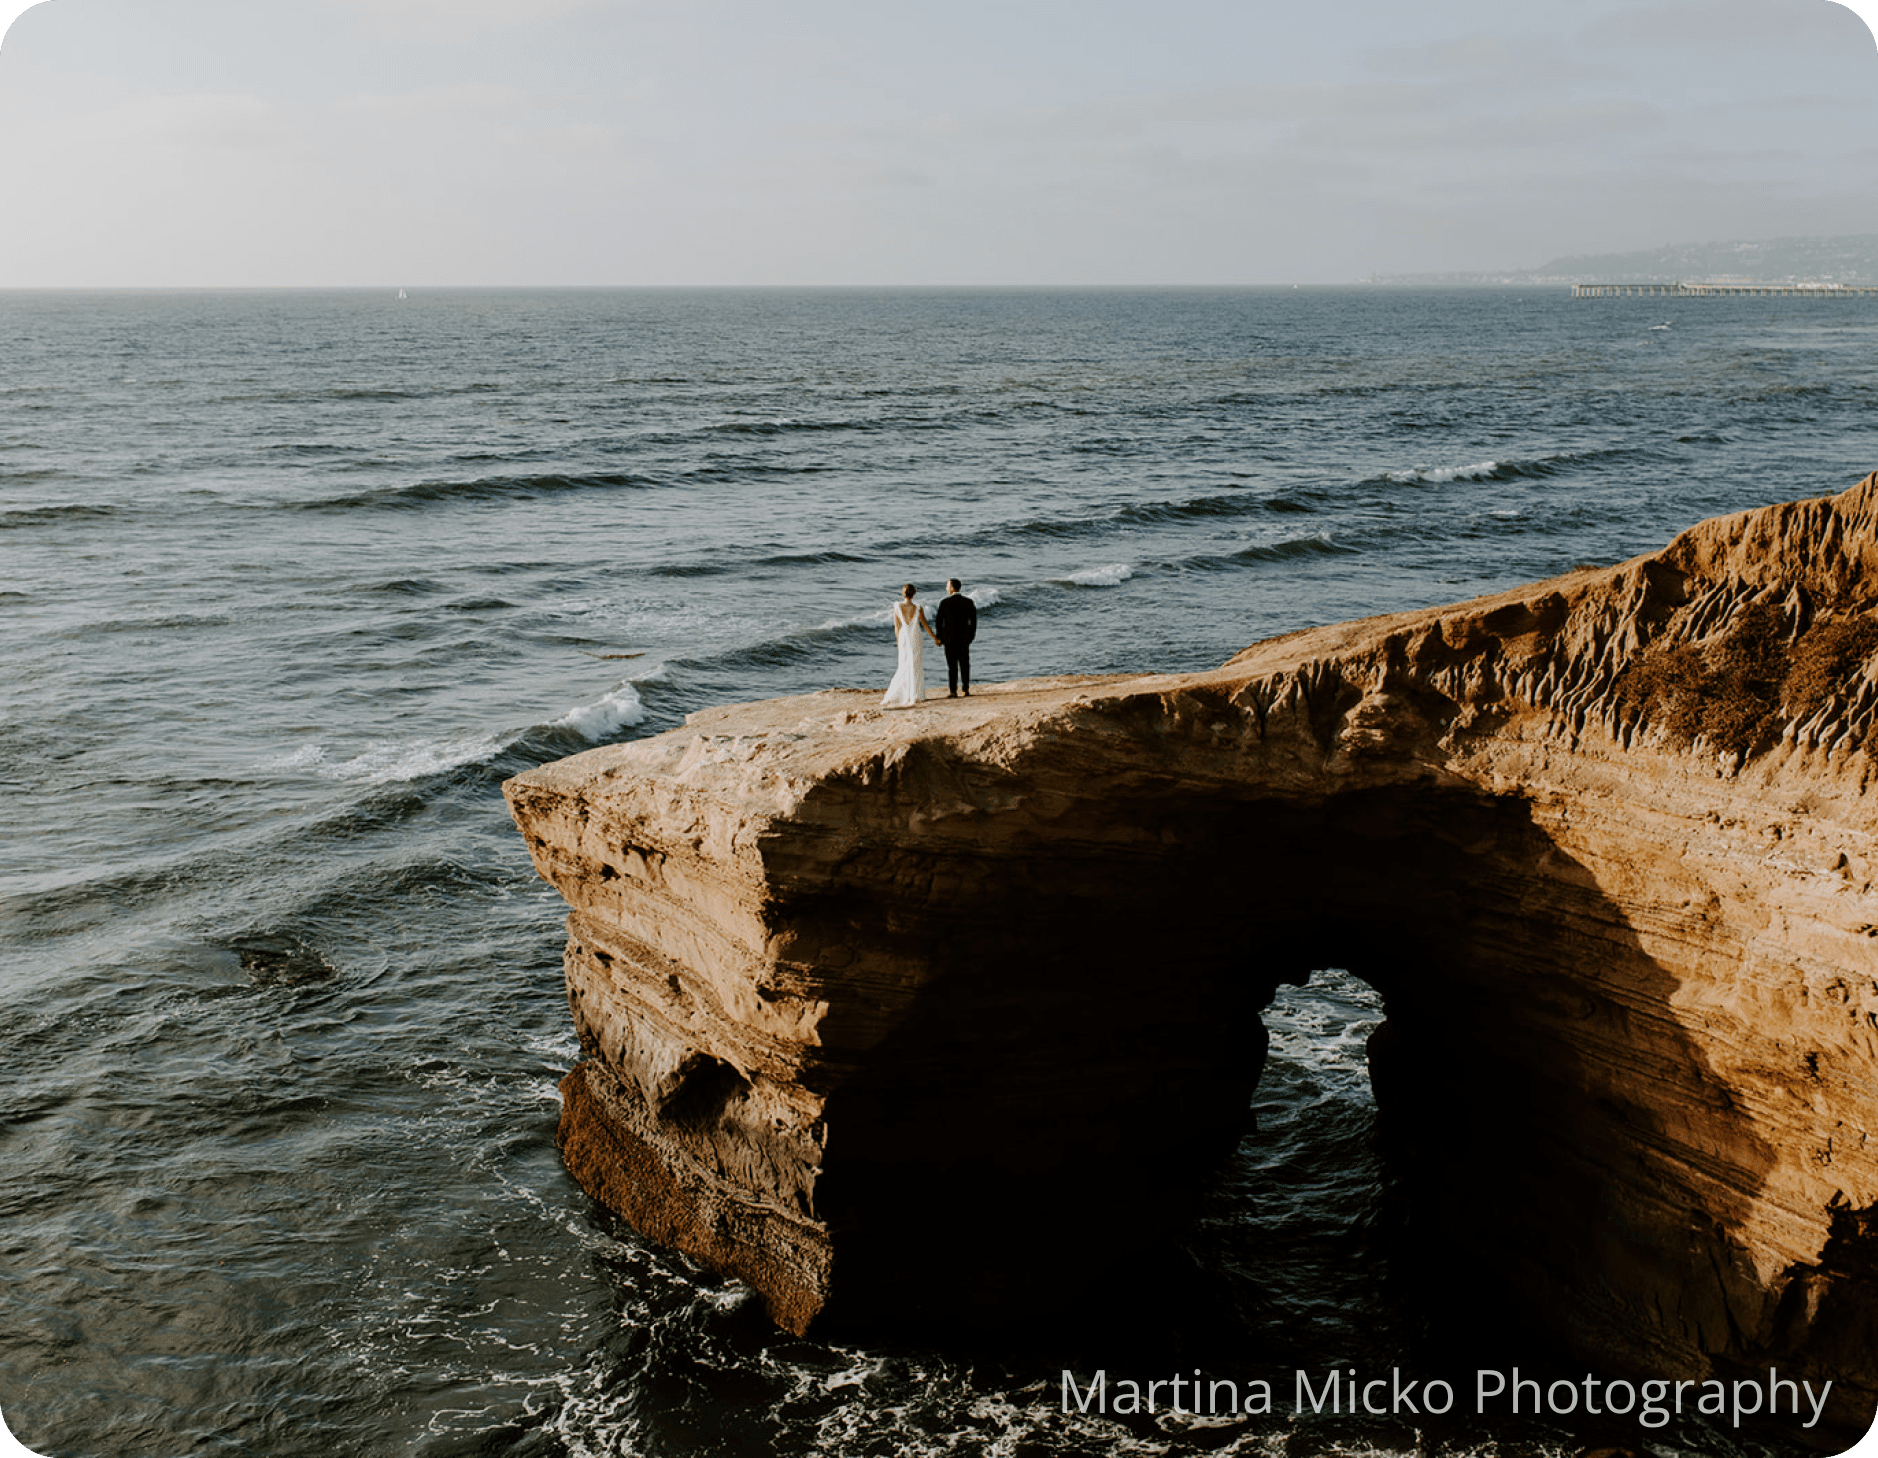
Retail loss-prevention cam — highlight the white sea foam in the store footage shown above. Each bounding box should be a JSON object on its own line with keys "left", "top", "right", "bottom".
{"left": 522, "top": 1028, "right": 582, "bottom": 1066}
{"left": 320, "top": 732, "right": 507, "bottom": 784}
{"left": 261, "top": 743, "right": 329, "bottom": 772}
{"left": 1384, "top": 460, "right": 1501, "bottom": 484}
{"left": 816, "top": 605, "right": 897, "bottom": 631}
{"left": 1064, "top": 563, "right": 1133, "bottom": 587}
{"left": 553, "top": 682, "right": 646, "bottom": 741}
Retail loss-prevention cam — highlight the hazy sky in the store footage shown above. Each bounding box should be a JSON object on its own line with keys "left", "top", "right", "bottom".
{"left": 0, "top": 0, "right": 1874, "bottom": 286}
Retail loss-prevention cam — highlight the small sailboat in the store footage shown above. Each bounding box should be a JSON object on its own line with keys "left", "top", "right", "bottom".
{"left": 396, "top": 288, "right": 408, "bottom": 301}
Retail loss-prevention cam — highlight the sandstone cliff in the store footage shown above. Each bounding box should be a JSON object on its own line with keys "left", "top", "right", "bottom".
{"left": 505, "top": 475, "right": 1878, "bottom": 1445}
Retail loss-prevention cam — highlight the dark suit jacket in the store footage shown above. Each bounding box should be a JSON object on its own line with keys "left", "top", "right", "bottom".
{"left": 934, "top": 593, "right": 976, "bottom": 646}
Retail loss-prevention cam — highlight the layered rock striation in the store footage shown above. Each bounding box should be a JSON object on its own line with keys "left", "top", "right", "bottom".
{"left": 506, "top": 476, "right": 1878, "bottom": 1444}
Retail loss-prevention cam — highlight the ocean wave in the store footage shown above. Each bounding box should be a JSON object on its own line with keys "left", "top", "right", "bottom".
{"left": 263, "top": 683, "right": 649, "bottom": 786}
{"left": 291, "top": 470, "right": 659, "bottom": 512}
{"left": 448, "top": 448, "right": 555, "bottom": 463}
{"left": 1739, "top": 382, "right": 1834, "bottom": 400}
{"left": 1109, "top": 491, "right": 1254, "bottom": 527}
{"left": 443, "top": 596, "right": 517, "bottom": 612}
{"left": 212, "top": 382, "right": 500, "bottom": 405}
{"left": 369, "top": 578, "right": 443, "bottom": 595}
{"left": 682, "top": 460, "right": 835, "bottom": 482}
{"left": 648, "top": 560, "right": 735, "bottom": 578}
{"left": 0, "top": 502, "right": 120, "bottom": 528}
{"left": 963, "top": 489, "right": 1316, "bottom": 550}
{"left": 812, "top": 606, "right": 897, "bottom": 633}
{"left": 642, "top": 592, "right": 1001, "bottom": 684}
{"left": 540, "top": 599, "right": 777, "bottom": 652}
{"left": 974, "top": 514, "right": 1091, "bottom": 544}
{"left": 285, "top": 732, "right": 508, "bottom": 786}
{"left": 1118, "top": 490, "right": 1324, "bottom": 526}
{"left": 551, "top": 682, "right": 647, "bottom": 741}
{"left": 1231, "top": 532, "right": 1357, "bottom": 563}
{"left": 83, "top": 611, "right": 235, "bottom": 633}
{"left": 689, "top": 616, "right": 887, "bottom": 675}
{"left": 1376, "top": 458, "right": 1519, "bottom": 485}
{"left": 675, "top": 637, "right": 831, "bottom": 675}
{"left": 1060, "top": 563, "right": 1133, "bottom": 587}
{"left": 262, "top": 743, "right": 330, "bottom": 773}
{"left": 1364, "top": 448, "right": 1629, "bottom": 487}
{"left": 706, "top": 416, "right": 862, "bottom": 436}
{"left": 755, "top": 548, "right": 873, "bottom": 568}
{"left": 1071, "top": 435, "right": 1146, "bottom": 456}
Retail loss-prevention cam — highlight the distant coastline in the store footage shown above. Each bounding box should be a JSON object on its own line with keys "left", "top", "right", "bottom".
{"left": 1365, "top": 231, "right": 1878, "bottom": 288}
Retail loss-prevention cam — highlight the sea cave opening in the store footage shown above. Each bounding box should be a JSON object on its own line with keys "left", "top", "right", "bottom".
{"left": 1185, "top": 966, "right": 1416, "bottom": 1374}
{"left": 1157, "top": 781, "right": 1675, "bottom": 1395}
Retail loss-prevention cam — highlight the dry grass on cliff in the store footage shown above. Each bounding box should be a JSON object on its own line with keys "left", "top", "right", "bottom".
{"left": 1615, "top": 604, "right": 1878, "bottom": 756}
{"left": 1784, "top": 616, "right": 1878, "bottom": 712}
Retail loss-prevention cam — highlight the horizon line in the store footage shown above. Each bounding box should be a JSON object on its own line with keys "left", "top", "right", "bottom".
{"left": 0, "top": 280, "right": 1574, "bottom": 293}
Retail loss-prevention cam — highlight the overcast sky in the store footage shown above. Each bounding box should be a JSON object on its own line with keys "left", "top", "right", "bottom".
{"left": 0, "top": 0, "right": 1874, "bottom": 286}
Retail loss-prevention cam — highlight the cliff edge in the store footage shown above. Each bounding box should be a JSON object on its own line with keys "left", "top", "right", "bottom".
{"left": 505, "top": 475, "right": 1878, "bottom": 1445}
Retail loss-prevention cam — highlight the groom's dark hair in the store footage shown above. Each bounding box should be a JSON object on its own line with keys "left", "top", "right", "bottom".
{"left": 947, "top": 578, "right": 961, "bottom": 591}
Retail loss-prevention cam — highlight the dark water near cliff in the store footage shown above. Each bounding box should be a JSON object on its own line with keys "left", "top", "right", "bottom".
{"left": 4, "top": 288, "right": 1875, "bottom": 1458}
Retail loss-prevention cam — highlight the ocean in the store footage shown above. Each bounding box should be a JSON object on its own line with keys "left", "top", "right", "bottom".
{"left": 3, "top": 286, "right": 1875, "bottom": 1458}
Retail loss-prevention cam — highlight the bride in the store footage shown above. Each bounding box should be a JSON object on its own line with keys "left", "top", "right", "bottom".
{"left": 881, "top": 583, "right": 940, "bottom": 708}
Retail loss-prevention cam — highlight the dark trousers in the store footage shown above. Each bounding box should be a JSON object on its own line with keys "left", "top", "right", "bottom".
{"left": 944, "top": 642, "right": 970, "bottom": 694}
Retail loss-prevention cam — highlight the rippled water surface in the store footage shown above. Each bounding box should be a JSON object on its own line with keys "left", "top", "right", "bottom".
{"left": 5, "top": 287, "right": 1876, "bottom": 1457}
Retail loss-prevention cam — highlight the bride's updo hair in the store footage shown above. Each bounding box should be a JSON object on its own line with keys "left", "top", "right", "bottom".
{"left": 901, "top": 583, "right": 916, "bottom": 599}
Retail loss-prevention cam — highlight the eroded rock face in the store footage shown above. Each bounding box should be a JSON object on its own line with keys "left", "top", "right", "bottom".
{"left": 505, "top": 475, "right": 1878, "bottom": 1444}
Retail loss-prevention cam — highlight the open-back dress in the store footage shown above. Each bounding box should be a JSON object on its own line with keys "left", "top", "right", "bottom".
{"left": 881, "top": 600, "right": 925, "bottom": 708}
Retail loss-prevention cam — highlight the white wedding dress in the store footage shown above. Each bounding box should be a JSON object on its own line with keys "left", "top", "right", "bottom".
{"left": 881, "top": 601, "right": 926, "bottom": 708}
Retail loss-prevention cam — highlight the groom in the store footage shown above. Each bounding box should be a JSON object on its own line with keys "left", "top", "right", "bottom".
{"left": 933, "top": 578, "right": 977, "bottom": 697}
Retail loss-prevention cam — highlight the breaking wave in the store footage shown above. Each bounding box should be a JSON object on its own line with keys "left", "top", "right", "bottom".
{"left": 1060, "top": 563, "right": 1133, "bottom": 587}
{"left": 1364, "top": 448, "right": 1635, "bottom": 488}
{"left": 261, "top": 682, "right": 648, "bottom": 787}
{"left": 1233, "top": 532, "right": 1357, "bottom": 563}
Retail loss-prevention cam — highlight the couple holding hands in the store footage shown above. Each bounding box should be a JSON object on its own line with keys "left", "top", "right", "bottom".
{"left": 882, "top": 579, "right": 976, "bottom": 709}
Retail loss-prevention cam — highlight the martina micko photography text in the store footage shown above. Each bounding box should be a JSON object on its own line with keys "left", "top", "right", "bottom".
{"left": 1062, "top": 1366, "right": 1838, "bottom": 1433}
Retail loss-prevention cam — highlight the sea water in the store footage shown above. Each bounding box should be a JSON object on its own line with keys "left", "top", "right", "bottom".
{"left": 4, "top": 287, "right": 1875, "bottom": 1457}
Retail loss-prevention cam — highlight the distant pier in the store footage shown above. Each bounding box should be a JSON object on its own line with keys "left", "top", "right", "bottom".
{"left": 1573, "top": 281, "right": 1878, "bottom": 298}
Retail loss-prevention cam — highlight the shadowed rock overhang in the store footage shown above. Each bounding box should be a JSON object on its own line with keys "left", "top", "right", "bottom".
{"left": 505, "top": 474, "right": 1878, "bottom": 1447}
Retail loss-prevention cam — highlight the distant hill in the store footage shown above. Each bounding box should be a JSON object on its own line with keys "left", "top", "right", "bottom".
{"left": 1366, "top": 234, "right": 1878, "bottom": 286}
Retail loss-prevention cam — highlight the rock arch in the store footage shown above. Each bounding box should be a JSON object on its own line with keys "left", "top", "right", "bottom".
{"left": 508, "top": 477, "right": 1878, "bottom": 1445}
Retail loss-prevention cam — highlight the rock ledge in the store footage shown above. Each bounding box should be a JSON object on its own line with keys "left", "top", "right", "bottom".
{"left": 506, "top": 476, "right": 1878, "bottom": 1445}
